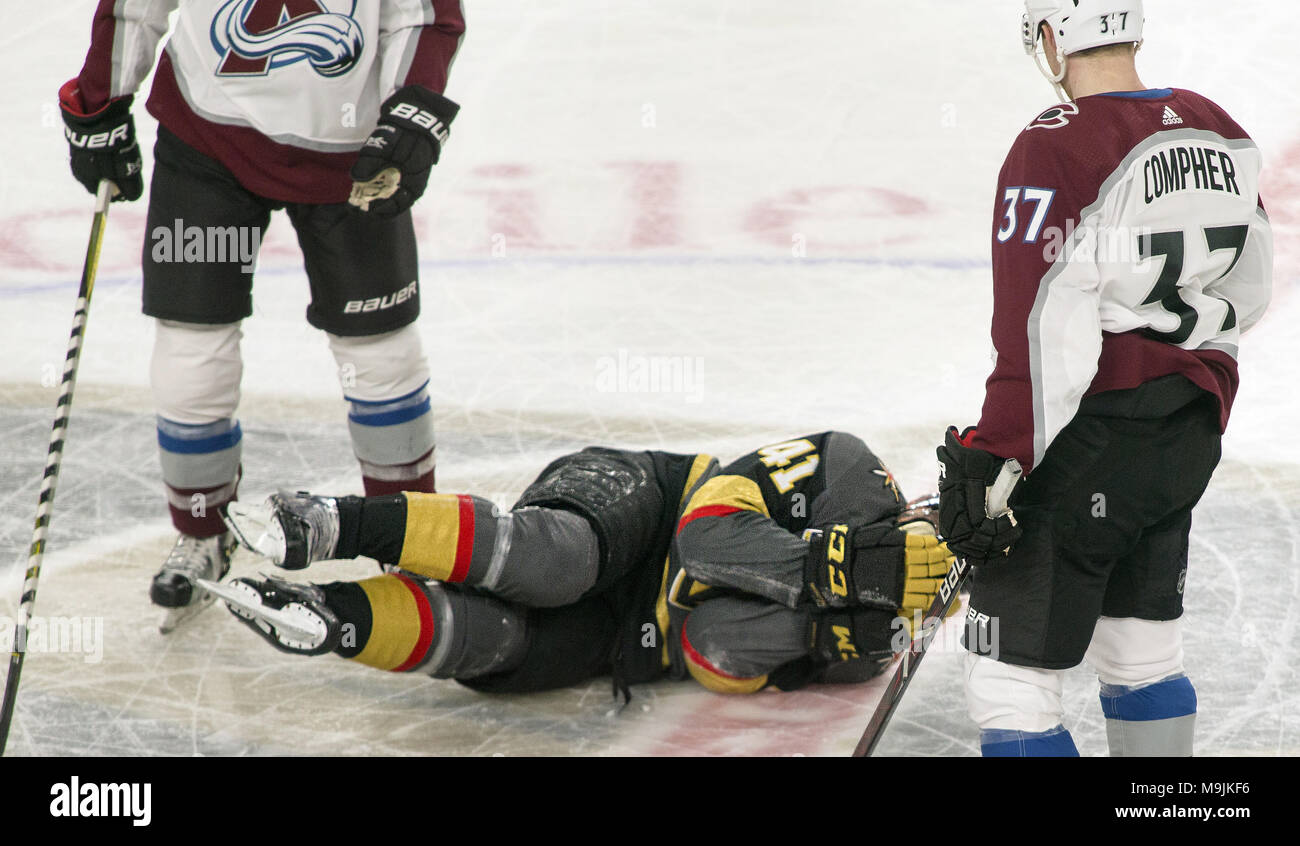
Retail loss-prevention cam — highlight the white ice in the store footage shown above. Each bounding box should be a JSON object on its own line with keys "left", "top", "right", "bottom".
{"left": 0, "top": 0, "right": 1296, "bottom": 756}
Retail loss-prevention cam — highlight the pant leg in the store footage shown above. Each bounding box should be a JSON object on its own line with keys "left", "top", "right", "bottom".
{"left": 143, "top": 129, "right": 273, "bottom": 536}
{"left": 336, "top": 494, "right": 601, "bottom": 607}
{"left": 285, "top": 202, "right": 432, "bottom": 495}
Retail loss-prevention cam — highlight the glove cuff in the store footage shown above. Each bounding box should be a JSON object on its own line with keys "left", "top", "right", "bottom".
{"left": 812, "top": 608, "right": 898, "bottom": 666}
{"left": 802, "top": 524, "right": 852, "bottom": 608}
{"left": 847, "top": 525, "right": 904, "bottom": 610}
{"left": 59, "top": 80, "right": 133, "bottom": 126}
{"left": 943, "top": 426, "right": 1007, "bottom": 484}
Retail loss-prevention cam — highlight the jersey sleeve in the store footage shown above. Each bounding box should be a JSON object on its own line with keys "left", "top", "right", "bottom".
{"left": 673, "top": 474, "right": 810, "bottom": 609}
{"left": 378, "top": 0, "right": 466, "bottom": 98}
{"left": 670, "top": 431, "right": 903, "bottom": 609}
{"left": 72, "top": 0, "right": 178, "bottom": 112}
{"left": 969, "top": 131, "right": 1102, "bottom": 472}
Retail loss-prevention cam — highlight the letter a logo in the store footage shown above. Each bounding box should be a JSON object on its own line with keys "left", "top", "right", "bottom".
{"left": 213, "top": 0, "right": 364, "bottom": 78}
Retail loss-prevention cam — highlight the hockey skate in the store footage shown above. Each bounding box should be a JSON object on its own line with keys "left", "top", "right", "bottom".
{"left": 151, "top": 532, "right": 237, "bottom": 634}
{"left": 223, "top": 491, "right": 339, "bottom": 570}
{"left": 198, "top": 575, "right": 342, "bottom": 656}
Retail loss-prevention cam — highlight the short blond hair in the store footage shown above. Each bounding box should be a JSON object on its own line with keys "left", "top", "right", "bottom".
{"left": 1072, "top": 42, "right": 1138, "bottom": 59}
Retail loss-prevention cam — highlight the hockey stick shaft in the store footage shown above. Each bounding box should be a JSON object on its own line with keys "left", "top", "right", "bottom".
{"left": 851, "top": 465, "right": 1022, "bottom": 757}
{"left": 851, "top": 556, "right": 970, "bottom": 757}
{"left": 0, "top": 181, "right": 113, "bottom": 755}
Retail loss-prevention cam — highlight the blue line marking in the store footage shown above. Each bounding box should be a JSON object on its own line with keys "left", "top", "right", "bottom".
{"left": 2, "top": 253, "right": 992, "bottom": 298}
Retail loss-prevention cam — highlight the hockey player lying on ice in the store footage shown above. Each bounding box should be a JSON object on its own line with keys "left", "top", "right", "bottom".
{"left": 208, "top": 432, "right": 954, "bottom": 697}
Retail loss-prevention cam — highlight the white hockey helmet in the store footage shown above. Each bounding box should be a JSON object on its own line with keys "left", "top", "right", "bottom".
{"left": 1023, "top": 0, "right": 1144, "bottom": 57}
{"left": 1022, "top": 1, "right": 1144, "bottom": 97}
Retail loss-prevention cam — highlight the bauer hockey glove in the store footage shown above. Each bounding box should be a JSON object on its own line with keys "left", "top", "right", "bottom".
{"left": 58, "top": 81, "right": 143, "bottom": 202}
{"left": 350, "top": 85, "right": 460, "bottom": 217}
{"left": 936, "top": 426, "right": 1024, "bottom": 562}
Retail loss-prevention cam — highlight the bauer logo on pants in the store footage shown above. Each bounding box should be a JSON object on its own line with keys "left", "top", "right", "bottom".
{"left": 344, "top": 280, "right": 418, "bottom": 314}
{"left": 211, "top": 0, "right": 364, "bottom": 78}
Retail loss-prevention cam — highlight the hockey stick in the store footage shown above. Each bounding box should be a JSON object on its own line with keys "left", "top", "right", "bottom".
{"left": 0, "top": 180, "right": 114, "bottom": 755}
{"left": 851, "top": 460, "right": 1022, "bottom": 757}
{"left": 851, "top": 554, "right": 971, "bottom": 757}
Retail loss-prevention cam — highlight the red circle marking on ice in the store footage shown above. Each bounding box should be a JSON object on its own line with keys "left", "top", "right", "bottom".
{"left": 744, "top": 185, "right": 932, "bottom": 251}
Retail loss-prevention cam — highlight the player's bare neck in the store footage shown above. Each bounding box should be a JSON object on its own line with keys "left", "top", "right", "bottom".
{"left": 1063, "top": 56, "right": 1145, "bottom": 100}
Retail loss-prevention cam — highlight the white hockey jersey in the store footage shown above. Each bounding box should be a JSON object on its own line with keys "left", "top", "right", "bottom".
{"left": 68, "top": 0, "right": 465, "bottom": 202}
{"left": 970, "top": 89, "right": 1273, "bottom": 471}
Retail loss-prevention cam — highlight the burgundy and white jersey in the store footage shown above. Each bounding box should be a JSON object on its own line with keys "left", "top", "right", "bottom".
{"left": 970, "top": 88, "right": 1273, "bottom": 472}
{"left": 69, "top": 0, "right": 466, "bottom": 203}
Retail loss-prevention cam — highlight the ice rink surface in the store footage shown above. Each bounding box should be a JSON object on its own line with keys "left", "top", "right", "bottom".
{"left": 0, "top": 1, "right": 1295, "bottom": 756}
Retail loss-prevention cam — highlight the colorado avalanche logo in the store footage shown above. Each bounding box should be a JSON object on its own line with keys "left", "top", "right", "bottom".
{"left": 211, "top": 0, "right": 363, "bottom": 77}
{"left": 1026, "top": 102, "right": 1079, "bottom": 132}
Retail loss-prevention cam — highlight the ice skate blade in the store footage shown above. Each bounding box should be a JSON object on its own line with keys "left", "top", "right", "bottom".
{"left": 197, "top": 578, "right": 323, "bottom": 645}
{"left": 157, "top": 588, "right": 217, "bottom": 635}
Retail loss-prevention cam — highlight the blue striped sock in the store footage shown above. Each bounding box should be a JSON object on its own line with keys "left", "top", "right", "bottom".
{"left": 1099, "top": 674, "right": 1196, "bottom": 756}
{"left": 980, "top": 725, "right": 1079, "bottom": 757}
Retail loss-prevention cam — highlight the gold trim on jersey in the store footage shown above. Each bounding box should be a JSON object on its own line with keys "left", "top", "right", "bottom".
{"left": 654, "top": 453, "right": 718, "bottom": 668}
{"left": 663, "top": 474, "right": 771, "bottom": 612}
{"left": 679, "top": 474, "right": 771, "bottom": 523}
{"left": 684, "top": 658, "right": 768, "bottom": 695}
{"left": 681, "top": 625, "right": 768, "bottom": 694}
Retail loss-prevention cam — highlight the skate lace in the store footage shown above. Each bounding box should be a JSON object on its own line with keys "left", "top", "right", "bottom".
{"left": 293, "top": 496, "right": 339, "bottom": 562}
{"left": 313, "top": 514, "right": 339, "bottom": 561}
{"left": 162, "top": 535, "right": 225, "bottom": 579}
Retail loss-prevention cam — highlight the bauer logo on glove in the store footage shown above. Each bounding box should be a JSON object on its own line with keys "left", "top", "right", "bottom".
{"left": 349, "top": 85, "right": 460, "bottom": 217}
{"left": 58, "top": 81, "right": 143, "bottom": 202}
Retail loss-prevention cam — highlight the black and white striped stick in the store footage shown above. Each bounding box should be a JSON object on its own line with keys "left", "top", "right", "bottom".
{"left": 0, "top": 180, "right": 114, "bottom": 755}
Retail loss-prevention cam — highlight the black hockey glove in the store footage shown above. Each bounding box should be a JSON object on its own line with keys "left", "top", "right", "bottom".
{"left": 349, "top": 84, "right": 459, "bottom": 217}
{"left": 59, "top": 80, "right": 143, "bottom": 202}
{"left": 810, "top": 607, "right": 897, "bottom": 671}
{"left": 802, "top": 521, "right": 953, "bottom": 623}
{"left": 936, "top": 426, "right": 1024, "bottom": 562}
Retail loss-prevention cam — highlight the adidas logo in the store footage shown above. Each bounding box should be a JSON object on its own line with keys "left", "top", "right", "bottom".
{"left": 1162, "top": 106, "right": 1184, "bottom": 126}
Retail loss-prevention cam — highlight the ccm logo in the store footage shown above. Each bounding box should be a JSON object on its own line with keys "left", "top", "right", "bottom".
{"left": 389, "top": 103, "right": 450, "bottom": 144}
{"left": 65, "top": 124, "right": 128, "bottom": 149}
{"left": 344, "top": 280, "right": 418, "bottom": 314}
